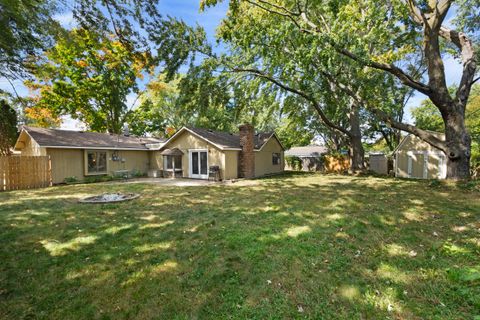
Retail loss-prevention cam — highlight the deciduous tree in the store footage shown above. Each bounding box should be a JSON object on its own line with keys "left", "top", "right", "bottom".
{"left": 0, "top": 100, "right": 18, "bottom": 155}
{"left": 26, "top": 28, "right": 149, "bottom": 134}
{"left": 201, "top": 0, "right": 478, "bottom": 179}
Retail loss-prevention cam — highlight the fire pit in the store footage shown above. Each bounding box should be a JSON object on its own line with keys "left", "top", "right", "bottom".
{"left": 79, "top": 193, "right": 140, "bottom": 203}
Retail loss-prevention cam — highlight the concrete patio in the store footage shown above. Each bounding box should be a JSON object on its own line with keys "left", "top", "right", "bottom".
{"left": 108, "top": 177, "right": 219, "bottom": 187}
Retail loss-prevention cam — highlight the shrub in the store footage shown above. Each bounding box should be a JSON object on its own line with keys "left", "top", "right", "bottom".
{"left": 84, "top": 175, "right": 113, "bottom": 184}
{"left": 131, "top": 169, "right": 146, "bottom": 178}
{"left": 285, "top": 156, "right": 302, "bottom": 171}
{"left": 64, "top": 176, "right": 78, "bottom": 184}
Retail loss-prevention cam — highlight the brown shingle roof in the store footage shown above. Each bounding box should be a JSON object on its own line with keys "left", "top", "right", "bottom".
{"left": 23, "top": 126, "right": 165, "bottom": 150}
{"left": 186, "top": 127, "right": 279, "bottom": 150}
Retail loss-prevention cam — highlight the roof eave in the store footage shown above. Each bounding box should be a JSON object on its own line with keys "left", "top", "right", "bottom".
{"left": 41, "top": 145, "right": 151, "bottom": 151}
{"left": 160, "top": 127, "right": 238, "bottom": 151}
{"left": 256, "top": 132, "right": 286, "bottom": 152}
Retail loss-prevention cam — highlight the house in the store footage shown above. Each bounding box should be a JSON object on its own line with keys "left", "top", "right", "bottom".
{"left": 14, "top": 126, "right": 165, "bottom": 184}
{"left": 284, "top": 145, "right": 328, "bottom": 171}
{"left": 393, "top": 133, "right": 447, "bottom": 179}
{"left": 14, "top": 124, "right": 284, "bottom": 183}
{"left": 155, "top": 124, "right": 285, "bottom": 180}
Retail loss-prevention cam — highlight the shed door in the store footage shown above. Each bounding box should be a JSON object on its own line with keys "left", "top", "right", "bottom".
{"left": 410, "top": 154, "right": 425, "bottom": 178}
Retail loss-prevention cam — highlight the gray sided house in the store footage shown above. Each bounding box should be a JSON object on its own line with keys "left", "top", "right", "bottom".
{"left": 393, "top": 132, "right": 447, "bottom": 179}
{"left": 284, "top": 145, "right": 328, "bottom": 171}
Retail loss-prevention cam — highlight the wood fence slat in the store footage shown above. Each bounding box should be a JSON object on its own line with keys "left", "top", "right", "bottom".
{"left": 0, "top": 157, "right": 5, "bottom": 191}
{"left": 0, "top": 156, "right": 52, "bottom": 191}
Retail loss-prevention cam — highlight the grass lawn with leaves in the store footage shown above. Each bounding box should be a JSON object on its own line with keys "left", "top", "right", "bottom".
{"left": 0, "top": 173, "right": 479, "bottom": 319}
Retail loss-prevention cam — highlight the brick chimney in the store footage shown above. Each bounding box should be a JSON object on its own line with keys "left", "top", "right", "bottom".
{"left": 238, "top": 123, "right": 255, "bottom": 178}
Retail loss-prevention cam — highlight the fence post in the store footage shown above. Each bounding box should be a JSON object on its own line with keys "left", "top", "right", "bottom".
{"left": 48, "top": 156, "right": 52, "bottom": 187}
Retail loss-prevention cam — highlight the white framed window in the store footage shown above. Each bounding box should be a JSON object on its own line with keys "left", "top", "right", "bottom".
{"left": 272, "top": 153, "right": 281, "bottom": 165}
{"left": 164, "top": 156, "right": 182, "bottom": 171}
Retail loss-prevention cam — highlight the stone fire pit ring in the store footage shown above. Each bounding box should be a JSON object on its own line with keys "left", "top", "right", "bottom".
{"left": 79, "top": 193, "right": 140, "bottom": 203}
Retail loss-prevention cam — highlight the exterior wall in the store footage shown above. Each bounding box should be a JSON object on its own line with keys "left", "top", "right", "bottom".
{"left": 47, "top": 148, "right": 84, "bottom": 184}
{"left": 106, "top": 150, "right": 150, "bottom": 175}
{"left": 254, "top": 137, "right": 284, "bottom": 177}
{"left": 396, "top": 153, "right": 409, "bottom": 178}
{"left": 427, "top": 155, "right": 441, "bottom": 179}
{"left": 46, "top": 148, "right": 150, "bottom": 184}
{"left": 369, "top": 154, "right": 388, "bottom": 175}
{"left": 162, "top": 131, "right": 225, "bottom": 179}
{"left": 395, "top": 134, "right": 446, "bottom": 179}
{"left": 17, "top": 132, "right": 46, "bottom": 156}
{"left": 223, "top": 150, "right": 239, "bottom": 180}
{"left": 149, "top": 151, "right": 163, "bottom": 170}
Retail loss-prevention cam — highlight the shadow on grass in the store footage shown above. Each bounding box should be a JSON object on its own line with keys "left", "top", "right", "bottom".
{"left": 0, "top": 174, "right": 478, "bottom": 319}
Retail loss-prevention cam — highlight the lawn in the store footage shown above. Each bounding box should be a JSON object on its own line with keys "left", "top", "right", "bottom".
{"left": 0, "top": 173, "right": 479, "bottom": 319}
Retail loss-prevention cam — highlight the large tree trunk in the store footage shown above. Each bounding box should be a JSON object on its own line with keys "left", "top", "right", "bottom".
{"left": 348, "top": 103, "right": 365, "bottom": 172}
{"left": 444, "top": 110, "right": 471, "bottom": 179}
{"left": 349, "top": 134, "right": 365, "bottom": 173}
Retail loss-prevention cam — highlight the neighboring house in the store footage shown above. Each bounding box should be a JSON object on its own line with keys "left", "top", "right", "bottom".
{"left": 284, "top": 145, "right": 328, "bottom": 171}
{"left": 393, "top": 133, "right": 447, "bottom": 179}
{"left": 14, "top": 126, "right": 165, "bottom": 184}
{"left": 155, "top": 124, "right": 285, "bottom": 180}
{"left": 14, "top": 124, "right": 284, "bottom": 183}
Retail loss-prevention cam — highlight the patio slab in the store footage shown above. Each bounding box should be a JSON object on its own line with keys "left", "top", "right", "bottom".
{"left": 109, "top": 177, "right": 218, "bottom": 187}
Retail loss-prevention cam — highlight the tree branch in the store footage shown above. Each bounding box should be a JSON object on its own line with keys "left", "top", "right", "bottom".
{"left": 319, "top": 69, "right": 446, "bottom": 151}
{"left": 232, "top": 67, "right": 352, "bottom": 136}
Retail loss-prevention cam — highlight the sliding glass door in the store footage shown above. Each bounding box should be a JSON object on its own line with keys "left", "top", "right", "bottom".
{"left": 189, "top": 150, "right": 208, "bottom": 179}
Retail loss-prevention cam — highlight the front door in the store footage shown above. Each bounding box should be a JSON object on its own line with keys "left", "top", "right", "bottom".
{"left": 189, "top": 150, "right": 208, "bottom": 179}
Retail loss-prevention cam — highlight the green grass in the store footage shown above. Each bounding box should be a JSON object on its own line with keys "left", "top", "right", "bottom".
{"left": 0, "top": 173, "right": 479, "bottom": 319}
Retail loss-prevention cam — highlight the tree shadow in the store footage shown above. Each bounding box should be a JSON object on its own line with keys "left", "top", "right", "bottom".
{"left": 0, "top": 175, "right": 478, "bottom": 319}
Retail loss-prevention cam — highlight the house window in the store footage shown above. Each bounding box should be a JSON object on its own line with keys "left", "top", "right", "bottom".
{"left": 272, "top": 153, "right": 281, "bottom": 165}
{"left": 87, "top": 151, "right": 107, "bottom": 174}
{"left": 164, "top": 155, "right": 182, "bottom": 170}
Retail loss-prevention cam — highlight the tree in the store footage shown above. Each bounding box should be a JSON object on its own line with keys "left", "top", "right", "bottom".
{"left": 413, "top": 84, "right": 480, "bottom": 174}
{"left": 0, "top": 100, "right": 18, "bottom": 155}
{"left": 201, "top": 0, "right": 479, "bottom": 179}
{"left": 411, "top": 101, "right": 444, "bottom": 132}
{"left": 195, "top": 0, "right": 417, "bottom": 172}
{"left": 26, "top": 28, "right": 149, "bottom": 134}
{"left": 0, "top": 0, "right": 62, "bottom": 81}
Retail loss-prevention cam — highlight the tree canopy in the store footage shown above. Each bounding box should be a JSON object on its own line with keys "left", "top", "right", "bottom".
{"left": 0, "top": 0, "right": 63, "bottom": 81}
{"left": 200, "top": 0, "right": 479, "bottom": 179}
{"left": 0, "top": 100, "right": 18, "bottom": 155}
{"left": 25, "top": 28, "right": 149, "bottom": 133}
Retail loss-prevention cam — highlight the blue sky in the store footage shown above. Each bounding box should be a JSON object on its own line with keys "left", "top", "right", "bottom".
{"left": 0, "top": 1, "right": 464, "bottom": 130}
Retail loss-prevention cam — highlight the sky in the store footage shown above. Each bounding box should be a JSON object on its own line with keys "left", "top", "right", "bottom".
{"left": 0, "top": 1, "right": 464, "bottom": 131}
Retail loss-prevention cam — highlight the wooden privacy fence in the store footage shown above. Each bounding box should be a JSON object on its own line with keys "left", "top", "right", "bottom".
{"left": 323, "top": 155, "right": 350, "bottom": 173}
{"left": 0, "top": 156, "right": 52, "bottom": 191}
